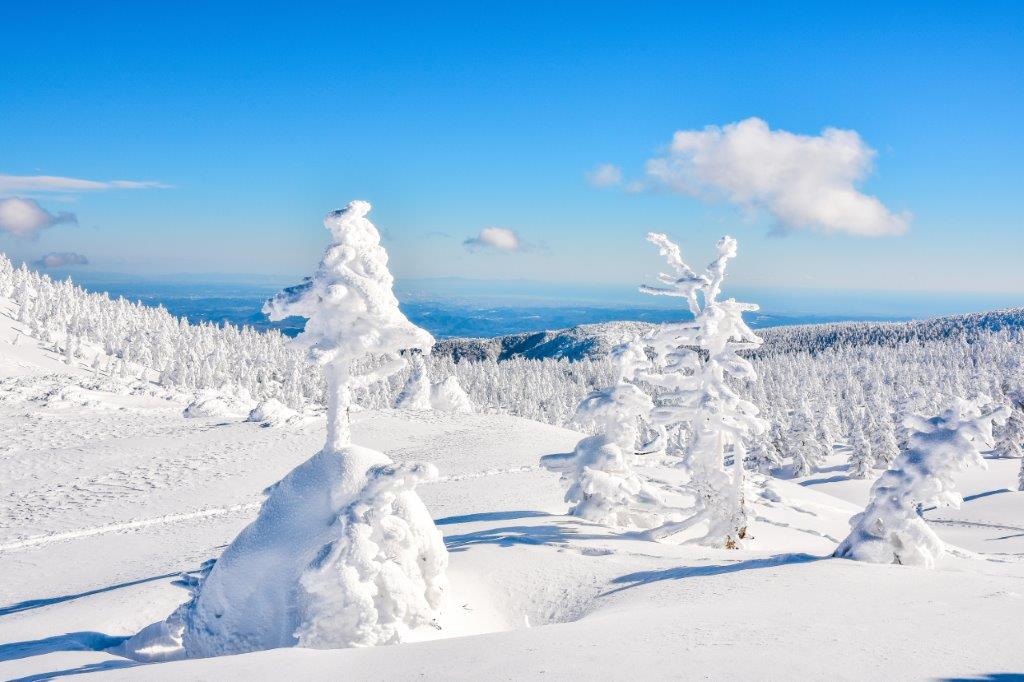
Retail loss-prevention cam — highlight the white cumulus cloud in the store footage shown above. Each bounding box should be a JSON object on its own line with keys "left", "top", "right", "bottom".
{"left": 0, "top": 197, "right": 77, "bottom": 238}
{"left": 0, "top": 174, "right": 170, "bottom": 193}
{"left": 463, "top": 227, "right": 522, "bottom": 252}
{"left": 33, "top": 252, "right": 89, "bottom": 268}
{"left": 586, "top": 163, "right": 623, "bottom": 188}
{"left": 645, "top": 117, "right": 909, "bottom": 237}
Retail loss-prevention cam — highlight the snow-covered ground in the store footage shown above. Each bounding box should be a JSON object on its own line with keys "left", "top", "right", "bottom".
{"left": 1, "top": 303, "right": 1023, "bottom": 680}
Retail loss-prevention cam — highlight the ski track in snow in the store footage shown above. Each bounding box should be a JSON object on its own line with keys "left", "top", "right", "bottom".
{"left": 0, "top": 503, "right": 260, "bottom": 552}
{"left": 0, "top": 463, "right": 543, "bottom": 553}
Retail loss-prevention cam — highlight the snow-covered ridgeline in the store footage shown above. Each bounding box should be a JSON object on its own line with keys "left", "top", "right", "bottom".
{"left": 434, "top": 308, "right": 1024, "bottom": 362}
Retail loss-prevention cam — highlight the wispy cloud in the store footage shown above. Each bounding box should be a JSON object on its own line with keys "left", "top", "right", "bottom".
{"left": 0, "top": 174, "right": 171, "bottom": 193}
{"left": 644, "top": 117, "right": 910, "bottom": 237}
{"left": 32, "top": 252, "right": 89, "bottom": 268}
{"left": 0, "top": 197, "right": 77, "bottom": 238}
{"left": 585, "top": 163, "right": 623, "bottom": 188}
{"left": 463, "top": 227, "right": 522, "bottom": 253}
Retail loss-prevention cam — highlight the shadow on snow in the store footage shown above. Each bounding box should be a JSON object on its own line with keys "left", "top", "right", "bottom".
{"left": 0, "top": 572, "right": 181, "bottom": 618}
{"left": 602, "top": 553, "right": 824, "bottom": 596}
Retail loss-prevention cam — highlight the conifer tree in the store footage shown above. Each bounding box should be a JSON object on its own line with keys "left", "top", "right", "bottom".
{"left": 638, "top": 234, "right": 767, "bottom": 548}
{"left": 835, "top": 397, "right": 1008, "bottom": 567}
{"left": 170, "top": 201, "right": 448, "bottom": 656}
{"left": 541, "top": 339, "right": 668, "bottom": 528}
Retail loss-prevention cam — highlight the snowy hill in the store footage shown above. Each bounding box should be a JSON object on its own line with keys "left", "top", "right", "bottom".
{"left": 2, "top": 290, "right": 1024, "bottom": 680}
{"left": 434, "top": 307, "right": 1024, "bottom": 361}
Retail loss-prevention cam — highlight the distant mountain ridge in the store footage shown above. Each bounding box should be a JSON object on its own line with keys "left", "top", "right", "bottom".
{"left": 433, "top": 307, "right": 1024, "bottom": 362}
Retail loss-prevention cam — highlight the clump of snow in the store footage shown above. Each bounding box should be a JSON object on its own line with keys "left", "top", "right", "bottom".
{"left": 541, "top": 339, "right": 667, "bottom": 529}
{"left": 835, "top": 396, "right": 1008, "bottom": 567}
{"left": 246, "top": 398, "right": 301, "bottom": 427}
{"left": 139, "top": 201, "right": 448, "bottom": 658}
{"left": 167, "top": 446, "right": 446, "bottom": 656}
{"left": 183, "top": 390, "right": 255, "bottom": 419}
{"left": 430, "top": 375, "right": 474, "bottom": 414}
{"left": 295, "top": 458, "right": 447, "bottom": 648}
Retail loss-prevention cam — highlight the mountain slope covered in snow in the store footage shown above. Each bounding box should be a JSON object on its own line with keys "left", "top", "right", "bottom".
{"left": 1, "top": 289, "right": 1024, "bottom": 680}
{"left": 434, "top": 307, "right": 1024, "bottom": 361}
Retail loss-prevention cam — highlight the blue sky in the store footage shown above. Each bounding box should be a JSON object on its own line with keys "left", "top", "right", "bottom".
{"left": 1, "top": 2, "right": 1021, "bottom": 297}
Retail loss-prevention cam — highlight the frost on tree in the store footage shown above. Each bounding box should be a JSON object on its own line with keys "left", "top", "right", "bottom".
{"left": 637, "top": 234, "right": 767, "bottom": 548}
{"left": 847, "top": 419, "right": 873, "bottom": 479}
{"left": 994, "top": 388, "right": 1024, "bottom": 459}
{"left": 395, "top": 351, "right": 432, "bottom": 411}
{"left": 430, "top": 375, "right": 474, "bottom": 413}
{"left": 787, "top": 400, "right": 823, "bottom": 477}
{"left": 540, "top": 339, "right": 668, "bottom": 529}
{"left": 147, "top": 201, "right": 448, "bottom": 657}
{"left": 835, "top": 397, "right": 1008, "bottom": 568}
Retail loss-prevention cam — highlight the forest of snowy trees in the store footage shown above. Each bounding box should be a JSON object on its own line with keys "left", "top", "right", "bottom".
{"left": 2, "top": 250, "right": 1023, "bottom": 490}
{"left": 4, "top": 206, "right": 1024, "bottom": 664}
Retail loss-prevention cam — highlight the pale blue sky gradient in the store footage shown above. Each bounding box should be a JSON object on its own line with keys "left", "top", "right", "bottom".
{"left": 1, "top": 2, "right": 1021, "bottom": 295}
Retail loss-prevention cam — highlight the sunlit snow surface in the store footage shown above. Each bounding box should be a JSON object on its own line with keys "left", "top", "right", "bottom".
{"left": 1, "top": 299, "right": 1023, "bottom": 680}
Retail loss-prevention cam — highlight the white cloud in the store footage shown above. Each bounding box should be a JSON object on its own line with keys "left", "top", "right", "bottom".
{"left": 586, "top": 163, "right": 623, "bottom": 188}
{"left": 33, "top": 252, "right": 89, "bottom": 268}
{"left": 463, "top": 227, "right": 522, "bottom": 252}
{"left": 0, "top": 197, "right": 77, "bottom": 238}
{"left": 0, "top": 174, "right": 170, "bottom": 193}
{"left": 644, "top": 117, "right": 909, "bottom": 237}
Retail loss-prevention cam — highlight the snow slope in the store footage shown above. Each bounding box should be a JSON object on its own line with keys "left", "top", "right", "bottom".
{"left": 1, "top": 302, "right": 1023, "bottom": 680}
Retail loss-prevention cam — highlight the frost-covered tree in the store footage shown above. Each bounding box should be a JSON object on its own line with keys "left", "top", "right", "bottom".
{"left": 541, "top": 339, "right": 668, "bottom": 529}
{"left": 867, "top": 409, "right": 900, "bottom": 469}
{"left": 638, "top": 234, "right": 767, "bottom": 548}
{"left": 787, "top": 400, "right": 822, "bottom": 477}
{"left": 744, "top": 436, "right": 782, "bottom": 475}
{"left": 395, "top": 351, "right": 432, "bottom": 411}
{"left": 847, "top": 420, "right": 873, "bottom": 479}
{"left": 994, "top": 389, "right": 1024, "bottom": 459}
{"left": 835, "top": 397, "right": 1008, "bottom": 568}
{"left": 429, "top": 375, "right": 474, "bottom": 413}
{"left": 164, "top": 201, "right": 448, "bottom": 656}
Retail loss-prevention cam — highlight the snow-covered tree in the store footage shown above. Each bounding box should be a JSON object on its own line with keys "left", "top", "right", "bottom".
{"left": 787, "top": 400, "right": 821, "bottom": 477}
{"left": 745, "top": 432, "right": 782, "bottom": 475}
{"left": 168, "top": 201, "right": 448, "bottom": 656}
{"left": 638, "top": 234, "right": 767, "bottom": 548}
{"left": 395, "top": 351, "right": 432, "bottom": 410}
{"left": 429, "top": 375, "right": 474, "bottom": 413}
{"left": 835, "top": 397, "right": 1008, "bottom": 568}
{"left": 540, "top": 339, "right": 668, "bottom": 529}
{"left": 994, "top": 389, "right": 1024, "bottom": 459}
{"left": 847, "top": 419, "right": 873, "bottom": 479}
{"left": 867, "top": 409, "right": 900, "bottom": 469}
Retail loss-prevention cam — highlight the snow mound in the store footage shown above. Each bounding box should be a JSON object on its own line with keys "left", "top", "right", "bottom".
{"left": 183, "top": 391, "right": 255, "bottom": 420}
{"left": 430, "top": 376, "right": 474, "bottom": 414}
{"left": 246, "top": 399, "right": 302, "bottom": 427}
{"left": 122, "top": 445, "right": 447, "bottom": 659}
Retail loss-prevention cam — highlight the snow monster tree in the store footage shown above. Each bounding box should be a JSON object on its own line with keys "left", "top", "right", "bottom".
{"left": 835, "top": 397, "right": 1008, "bottom": 568}
{"left": 168, "top": 201, "right": 447, "bottom": 656}
{"left": 639, "top": 234, "right": 767, "bottom": 548}
{"left": 540, "top": 338, "right": 669, "bottom": 529}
